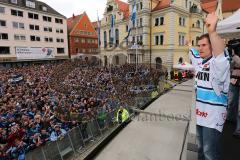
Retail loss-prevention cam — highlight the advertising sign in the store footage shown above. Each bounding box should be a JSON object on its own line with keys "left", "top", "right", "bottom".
{"left": 16, "top": 47, "right": 54, "bottom": 60}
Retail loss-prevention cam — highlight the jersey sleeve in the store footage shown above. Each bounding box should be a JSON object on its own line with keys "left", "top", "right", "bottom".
{"left": 210, "top": 51, "right": 230, "bottom": 95}
{"left": 189, "top": 47, "right": 201, "bottom": 69}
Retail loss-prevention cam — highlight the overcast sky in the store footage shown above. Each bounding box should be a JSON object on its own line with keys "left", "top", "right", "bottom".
{"left": 38, "top": 0, "right": 128, "bottom": 22}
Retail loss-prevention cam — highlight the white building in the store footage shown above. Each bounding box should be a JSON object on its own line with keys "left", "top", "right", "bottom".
{"left": 0, "top": 0, "right": 68, "bottom": 65}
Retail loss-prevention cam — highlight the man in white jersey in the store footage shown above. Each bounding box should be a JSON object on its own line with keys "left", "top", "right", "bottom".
{"left": 189, "top": 13, "right": 230, "bottom": 160}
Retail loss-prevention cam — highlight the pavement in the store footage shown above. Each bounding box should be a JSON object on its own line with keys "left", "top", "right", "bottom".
{"left": 94, "top": 80, "right": 193, "bottom": 160}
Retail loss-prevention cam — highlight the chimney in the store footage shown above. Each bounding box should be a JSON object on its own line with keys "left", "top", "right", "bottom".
{"left": 72, "top": 13, "right": 75, "bottom": 18}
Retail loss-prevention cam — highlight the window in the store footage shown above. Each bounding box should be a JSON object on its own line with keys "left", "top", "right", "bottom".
{"left": 160, "top": 35, "right": 164, "bottom": 45}
{"left": 14, "top": 34, "right": 26, "bottom": 40}
{"left": 30, "top": 35, "right": 40, "bottom": 41}
{"left": 155, "top": 34, "right": 164, "bottom": 45}
{"left": 0, "top": 6, "right": 5, "bottom": 13}
{"left": 179, "top": 17, "right": 185, "bottom": 26}
{"left": 196, "top": 20, "right": 200, "bottom": 28}
{"left": 160, "top": 17, "right": 164, "bottom": 25}
{"left": 44, "top": 37, "right": 53, "bottom": 42}
{"left": 57, "top": 48, "right": 65, "bottom": 54}
{"left": 0, "top": 47, "right": 10, "bottom": 54}
{"left": 76, "top": 48, "right": 79, "bottom": 53}
{"left": 140, "top": 18, "right": 143, "bottom": 27}
{"left": 56, "top": 29, "right": 63, "bottom": 33}
{"left": 26, "top": 0, "right": 35, "bottom": 8}
{"left": 28, "top": 13, "right": 38, "bottom": 19}
{"left": 44, "top": 27, "right": 52, "bottom": 32}
{"left": 42, "top": 6, "right": 47, "bottom": 11}
{"left": 155, "top": 17, "right": 164, "bottom": 26}
{"left": 11, "top": 9, "right": 23, "bottom": 17}
{"left": 56, "top": 38, "right": 64, "bottom": 43}
{"left": 104, "top": 31, "right": 107, "bottom": 48}
{"left": 29, "top": 24, "right": 39, "bottom": 30}
{"left": 115, "top": 29, "right": 119, "bottom": 46}
{"left": 185, "top": 0, "right": 188, "bottom": 8}
{"left": 140, "top": 2, "right": 143, "bottom": 10}
{"left": 55, "top": 18, "right": 63, "bottom": 24}
{"left": 0, "top": 33, "right": 8, "bottom": 40}
{"left": 43, "top": 16, "right": 51, "bottom": 22}
{"left": 132, "top": 36, "right": 135, "bottom": 43}
{"left": 11, "top": 0, "right": 17, "bottom": 4}
{"left": 0, "top": 20, "right": 6, "bottom": 27}
{"left": 12, "top": 22, "right": 24, "bottom": 29}
{"left": 126, "top": 25, "right": 128, "bottom": 32}
{"left": 74, "top": 37, "right": 79, "bottom": 42}
{"left": 179, "top": 34, "right": 185, "bottom": 46}
{"left": 155, "top": 18, "right": 159, "bottom": 26}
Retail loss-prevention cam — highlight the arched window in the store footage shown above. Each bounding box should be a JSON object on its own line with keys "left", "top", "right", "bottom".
{"left": 196, "top": 20, "right": 200, "bottom": 28}
{"left": 156, "top": 57, "right": 162, "bottom": 69}
{"left": 178, "top": 57, "right": 183, "bottom": 64}
{"left": 115, "top": 29, "right": 119, "bottom": 46}
{"left": 109, "top": 30, "right": 112, "bottom": 46}
{"left": 104, "top": 31, "right": 107, "bottom": 48}
{"left": 196, "top": 36, "right": 199, "bottom": 46}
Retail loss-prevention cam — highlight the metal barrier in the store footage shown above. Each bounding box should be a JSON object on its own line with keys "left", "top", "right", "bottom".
{"left": 25, "top": 110, "right": 118, "bottom": 160}
{"left": 25, "top": 91, "right": 162, "bottom": 160}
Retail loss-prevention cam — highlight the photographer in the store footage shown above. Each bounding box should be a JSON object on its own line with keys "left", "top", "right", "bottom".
{"left": 227, "top": 41, "right": 240, "bottom": 138}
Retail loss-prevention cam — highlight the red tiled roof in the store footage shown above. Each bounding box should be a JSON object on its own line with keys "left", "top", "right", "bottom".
{"left": 222, "top": 0, "right": 240, "bottom": 12}
{"left": 67, "top": 14, "right": 83, "bottom": 33}
{"left": 152, "top": 0, "right": 171, "bottom": 11}
{"left": 201, "top": 0, "right": 218, "bottom": 13}
{"left": 115, "top": 0, "right": 129, "bottom": 19}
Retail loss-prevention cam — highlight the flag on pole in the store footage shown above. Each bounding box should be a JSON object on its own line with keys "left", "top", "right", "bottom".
{"left": 125, "top": 0, "right": 137, "bottom": 40}
{"left": 97, "top": 11, "right": 101, "bottom": 48}
{"left": 110, "top": 14, "right": 115, "bottom": 44}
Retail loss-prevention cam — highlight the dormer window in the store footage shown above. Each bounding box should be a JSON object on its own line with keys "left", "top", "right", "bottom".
{"left": 42, "top": 6, "right": 47, "bottom": 11}
{"left": 26, "top": 0, "right": 35, "bottom": 8}
{"left": 10, "top": 0, "right": 17, "bottom": 4}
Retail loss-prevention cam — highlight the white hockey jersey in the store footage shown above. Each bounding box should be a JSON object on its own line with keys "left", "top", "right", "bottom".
{"left": 189, "top": 48, "right": 230, "bottom": 132}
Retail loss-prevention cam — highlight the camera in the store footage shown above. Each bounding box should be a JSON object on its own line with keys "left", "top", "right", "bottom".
{"left": 227, "top": 39, "right": 240, "bottom": 57}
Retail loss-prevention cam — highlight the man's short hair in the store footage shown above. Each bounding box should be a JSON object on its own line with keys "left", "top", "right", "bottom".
{"left": 198, "top": 33, "right": 211, "bottom": 45}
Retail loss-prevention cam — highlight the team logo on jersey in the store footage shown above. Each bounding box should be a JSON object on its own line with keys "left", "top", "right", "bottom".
{"left": 196, "top": 71, "right": 209, "bottom": 81}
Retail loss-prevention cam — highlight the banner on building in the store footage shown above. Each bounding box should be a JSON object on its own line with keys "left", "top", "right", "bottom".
{"left": 16, "top": 47, "right": 55, "bottom": 60}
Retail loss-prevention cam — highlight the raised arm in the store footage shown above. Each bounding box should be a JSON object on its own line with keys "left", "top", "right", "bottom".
{"left": 205, "top": 13, "right": 225, "bottom": 56}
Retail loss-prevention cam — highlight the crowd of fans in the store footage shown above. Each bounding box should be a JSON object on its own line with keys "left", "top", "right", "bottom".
{"left": 0, "top": 59, "right": 163, "bottom": 159}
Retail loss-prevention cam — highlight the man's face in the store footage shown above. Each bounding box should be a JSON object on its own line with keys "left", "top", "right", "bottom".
{"left": 197, "top": 38, "right": 212, "bottom": 59}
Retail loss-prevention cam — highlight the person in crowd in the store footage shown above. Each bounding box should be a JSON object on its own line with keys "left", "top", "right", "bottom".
{"left": 50, "top": 124, "right": 67, "bottom": 141}
{"left": 116, "top": 106, "right": 130, "bottom": 124}
{"left": 227, "top": 47, "right": 240, "bottom": 138}
{"left": 189, "top": 13, "right": 230, "bottom": 160}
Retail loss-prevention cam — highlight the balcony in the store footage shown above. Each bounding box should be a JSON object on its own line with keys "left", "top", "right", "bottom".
{"left": 190, "top": 26, "right": 202, "bottom": 33}
{"left": 190, "top": 6, "right": 202, "bottom": 15}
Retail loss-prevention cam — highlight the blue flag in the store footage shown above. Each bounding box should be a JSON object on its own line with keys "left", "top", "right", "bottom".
{"left": 97, "top": 13, "right": 101, "bottom": 47}
{"left": 125, "top": 0, "right": 136, "bottom": 40}
{"left": 110, "top": 14, "right": 115, "bottom": 44}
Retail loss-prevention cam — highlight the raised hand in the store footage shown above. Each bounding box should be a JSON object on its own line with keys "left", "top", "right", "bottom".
{"left": 205, "top": 12, "right": 218, "bottom": 34}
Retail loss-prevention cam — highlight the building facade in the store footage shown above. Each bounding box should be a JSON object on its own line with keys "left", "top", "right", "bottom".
{"left": 100, "top": 0, "right": 222, "bottom": 72}
{"left": 0, "top": 0, "right": 68, "bottom": 65}
{"left": 67, "top": 12, "right": 98, "bottom": 59}
{"left": 100, "top": 0, "right": 129, "bottom": 66}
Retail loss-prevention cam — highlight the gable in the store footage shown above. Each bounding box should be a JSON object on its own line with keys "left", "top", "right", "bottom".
{"left": 70, "top": 13, "right": 97, "bottom": 37}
